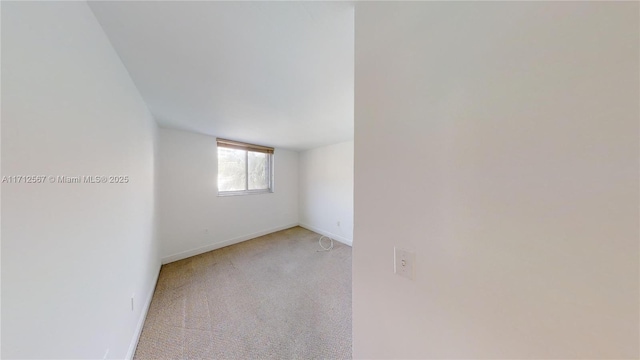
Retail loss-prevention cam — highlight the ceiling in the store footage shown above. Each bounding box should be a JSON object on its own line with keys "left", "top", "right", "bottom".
{"left": 89, "top": 1, "right": 354, "bottom": 151}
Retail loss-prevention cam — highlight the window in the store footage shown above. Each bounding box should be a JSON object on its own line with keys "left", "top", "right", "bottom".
{"left": 217, "top": 138, "right": 274, "bottom": 195}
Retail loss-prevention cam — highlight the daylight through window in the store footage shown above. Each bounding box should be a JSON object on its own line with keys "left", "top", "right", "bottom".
{"left": 217, "top": 138, "right": 274, "bottom": 195}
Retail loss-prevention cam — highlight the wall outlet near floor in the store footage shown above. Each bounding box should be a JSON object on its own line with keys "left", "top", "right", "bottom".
{"left": 394, "top": 247, "right": 415, "bottom": 280}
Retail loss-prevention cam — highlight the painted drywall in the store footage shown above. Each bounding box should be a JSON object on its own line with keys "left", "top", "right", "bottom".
{"left": 89, "top": 2, "right": 354, "bottom": 151}
{"left": 299, "top": 141, "right": 354, "bottom": 245}
{"left": 353, "top": 2, "right": 639, "bottom": 359}
{"left": 157, "top": 128, "right": 299, "bottom": 263}
{"left": 2, "top": 2, "right": 160, "bottom": 359}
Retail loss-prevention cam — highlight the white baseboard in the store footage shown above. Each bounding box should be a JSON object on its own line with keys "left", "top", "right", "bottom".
{"left": 126, "top": 263, "right": 161, "bottom": 360}
{"left": 160, "top": 223, "right": 299, "bottom": 264}
{"left": 298, "top": 223, "right": 352, "bottom": 246}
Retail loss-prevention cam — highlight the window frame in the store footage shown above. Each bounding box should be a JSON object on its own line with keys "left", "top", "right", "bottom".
{"left": 216, "top": 138, "right": 274, "bottom": 196}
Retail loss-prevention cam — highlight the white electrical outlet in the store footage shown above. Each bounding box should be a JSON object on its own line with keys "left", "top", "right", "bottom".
{"left": 394, "top": 247, "right": 415, "bottom": 280}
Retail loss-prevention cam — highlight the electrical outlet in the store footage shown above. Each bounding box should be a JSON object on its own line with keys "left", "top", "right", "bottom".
{"left": 394, "top": 247, "right": 415, "bottom": 280}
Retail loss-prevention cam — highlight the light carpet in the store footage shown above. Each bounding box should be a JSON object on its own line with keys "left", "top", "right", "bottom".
{"left": 134, "top": 226, "right": 352, "bottom": 360}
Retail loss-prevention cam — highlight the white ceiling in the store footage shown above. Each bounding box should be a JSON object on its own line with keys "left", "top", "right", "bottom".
{"left": 89, "top": 1, "right": 354, "bottom": 151}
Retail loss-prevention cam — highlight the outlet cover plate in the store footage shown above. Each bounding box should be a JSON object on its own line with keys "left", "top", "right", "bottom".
{"left": 394, "top": 247, "right": 415, "bottom": 280}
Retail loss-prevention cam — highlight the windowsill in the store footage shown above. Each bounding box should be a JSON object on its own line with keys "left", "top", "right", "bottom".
{"left": 217, "top": 189, "right": 273, "bottom": 197}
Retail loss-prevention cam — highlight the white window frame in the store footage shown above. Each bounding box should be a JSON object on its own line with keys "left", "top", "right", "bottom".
{"left": 216, "top": 138, "right": 274, "bottom": 196}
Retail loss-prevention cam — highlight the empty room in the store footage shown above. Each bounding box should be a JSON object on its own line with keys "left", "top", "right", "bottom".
{"left": 2, "top": 1, "right": 638, "bottom": 360}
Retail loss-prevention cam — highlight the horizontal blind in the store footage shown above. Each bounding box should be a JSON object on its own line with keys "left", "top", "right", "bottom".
{"left": 216, "top": 138, "right": 274, "bottom": 154}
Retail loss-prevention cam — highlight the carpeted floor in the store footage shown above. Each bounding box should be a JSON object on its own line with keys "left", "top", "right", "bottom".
{"left": 134, "top": 226, "right": 352, "bottom": 360}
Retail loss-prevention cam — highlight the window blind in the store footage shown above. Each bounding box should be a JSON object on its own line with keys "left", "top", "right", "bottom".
{"left": 216, "top": 138, "right": 274, "bottom": 154}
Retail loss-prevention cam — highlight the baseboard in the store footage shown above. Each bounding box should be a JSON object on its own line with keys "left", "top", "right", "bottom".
{"left": 126, "top": 263, "right": 161, "bottom": 360}
{"left": 161, "top": 223, "right": 299, "bottom": 264}
{"left": 298, "top": 223, "right": 352, "bottom": 246}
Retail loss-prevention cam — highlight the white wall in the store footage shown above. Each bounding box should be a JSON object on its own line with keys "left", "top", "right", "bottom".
{"left": 157, "top": 128, "right": 299, "bottom": 263}
{"left": 299, "top": 141, "right": 353, "bottom": 245}
{"left": 2, "top": 2, "right": 160, "bottom": 359}
{"left": 354, "top": 2, "right": 638, "bottom": 359}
